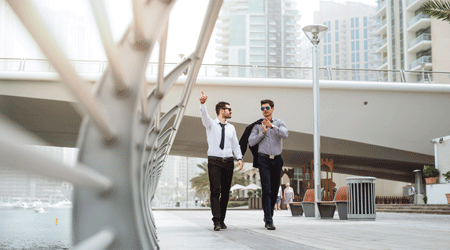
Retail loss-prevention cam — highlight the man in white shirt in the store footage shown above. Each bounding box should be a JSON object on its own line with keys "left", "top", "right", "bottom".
{"left": 407, "top": 183, "right": 415, "bottom": 204}
{"left": 200, "top": 91, "right": 243, "bottom": 231}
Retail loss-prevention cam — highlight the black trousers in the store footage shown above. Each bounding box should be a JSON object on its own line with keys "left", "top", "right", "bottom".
{"left": 257, "top": 154, "right": 283, "bottom": 224}
{"left": 208, "top": 157, "right": 234, "bottom": 223}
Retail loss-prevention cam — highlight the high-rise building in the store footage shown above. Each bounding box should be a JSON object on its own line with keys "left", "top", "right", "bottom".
{"left": 313, "top": 1, "right": 377, "bottom": 81}
{"left": 215, "top": 0, "right": 301, "bottom": 78}
{"left": 374, "top": 0, "right": 450, "bottom": 83}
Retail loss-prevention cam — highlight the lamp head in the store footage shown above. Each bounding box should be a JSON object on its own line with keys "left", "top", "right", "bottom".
{"left": 302, "top": 24, "right": 329, "bottom": 46}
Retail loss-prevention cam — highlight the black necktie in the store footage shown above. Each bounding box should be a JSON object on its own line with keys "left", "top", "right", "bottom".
{"left": 219, "top": 123, "right": 225, "bottom": 150}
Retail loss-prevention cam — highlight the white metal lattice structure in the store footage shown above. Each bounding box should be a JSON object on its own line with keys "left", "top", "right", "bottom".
{"left": 1, "top": 0, "right": 223, "bottom": 249}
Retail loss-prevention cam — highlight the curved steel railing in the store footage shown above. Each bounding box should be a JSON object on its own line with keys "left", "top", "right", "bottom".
{"left": 1, "top": 0, "right": 223, "bottom": 249}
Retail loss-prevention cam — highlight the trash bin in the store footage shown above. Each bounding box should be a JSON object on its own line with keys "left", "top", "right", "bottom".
{"left": 346, "top": 177, "right": 376, "bottom": 220}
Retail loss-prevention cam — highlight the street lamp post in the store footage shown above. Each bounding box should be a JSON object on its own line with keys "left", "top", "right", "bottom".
{"left": 302, "top": 24, "right": 328, "bottom": 219}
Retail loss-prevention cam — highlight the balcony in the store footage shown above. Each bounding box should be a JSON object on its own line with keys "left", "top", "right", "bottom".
{"left": 407, "top": 13, "right": 430, "bottom": 32}
{"left": 377, "top": 57, "right": 388, "bottom": 69}
{"left": 375, "top": 18, "right": 387, "bottom": 35}
{"left": 407, "top": 0, "right": 427, "bottom": 11}
{"left": 215, "top": 52, "right": 228, "bottom": 58}
{"left": 215, "top": 38, "right": 230, "bottom": 44}
{"left": 375, "top": 1, "right": 387, "bottom": 16}
{"left": 410, "top": 56, "right": 432, "bottom": 71}
{"left": 375, "top": 37, "right": 388, "bottom": 53}
{"left": 408, "top": 33, "right": 431, "bottom": 53}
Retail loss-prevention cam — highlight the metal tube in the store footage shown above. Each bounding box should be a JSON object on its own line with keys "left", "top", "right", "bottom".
{"left": 156, "top": 22, "right": 169, "bottom": 98}
{"left": 434, "top": 142, "right": 439, "bottom": 170}
{"left": 72, "top": 228, "right": 116, "bottom": 250}
{"left": 0, "top": 138, "right": 113, "bottom": 195}
{"left": 89, "top": 0, "right": 127, "bottom": 93}
{"left": 6, "top": 0, "right": 117, "bottom": 143}
{"left": 312, "top": 44, "right": 321, "bottom": 218}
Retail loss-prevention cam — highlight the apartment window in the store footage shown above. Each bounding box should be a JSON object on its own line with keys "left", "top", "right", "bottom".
{"left": 356, "top": 29, "right": 359, "bottom": 39}
{"left": 328, "top": 56, "right": 331, "bottom": 65}
{"left": 351, "top": 41, "right": 355, "bottom": 51}
{"left": 356, "top": 41, "right": 359, "bottom": 51}
{"left": 250, "top": 25, "right": 265, "bottom": 32}
{"left": 250, "top": 55, "right": 265, "bottom": 62}
{"left": 250, "top": 47, "right": 265, "bottom": 54}
{"left": 351, "top": 30, "right": 354, "bottom": 40}
{"left": 324, "top": 45, "right": 327, "bottom": 54}
{"left": 336, "top": 43, "right": 339, "bottom": 53}
{"left": 238, "top": 49, "right": 246, "bottom": 76}
{"left": 335, "top": 32, "right": 339, "bottom": 42}
{"left": 328, "top": 33, "right": 331, "bottom": 43}
{"left": 250, "top": 40, "right": 265, "bottom": 46}
{"left": 335, "top": 20, "right": 339, "bottom": 30}
{"left": 250, "top": 16, "right": 265, "bottom": 24}
{"left": 364, "top": 40, "right": 368, "bottom": 50}
{"left": 328, "top": 44, "right": 331, "bottom": 54}
{"left": 336, "top": 55, "right": 339, "bottom": 64}
{"left": 230, "top": 15, "right": 246, "bottom": 46}
{"left": 355, "top": 17, "right": 359, "bottom": 28}
{"left": 364, "top": 16, "right": 368, "bottom": 27}
{"left": 356, "top": 52, "right": 360, "bottom": 63}
{"left": 364, "top": 29, "right": 367, "bottom": 39}
{"left": 248, "top": 0, "right": 264, "bottom": 12}
{"left": 351, "top": 17, "right": 354, "bottom": 28}
{"left": 250, "top": 32, "right": 265, "bottom": 39}
{"left": 364, "top": 51, "right": 368, "bottom": 62}
{"left": 324, "top": 56, "right": 328, "bottom": 66}
{"left": 352, "top": 53, "right": 355, "bottom": 63}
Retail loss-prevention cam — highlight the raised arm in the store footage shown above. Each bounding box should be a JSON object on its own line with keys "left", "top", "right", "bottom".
{"left": 199, "top": 91, "right": 213, "bottom": 129}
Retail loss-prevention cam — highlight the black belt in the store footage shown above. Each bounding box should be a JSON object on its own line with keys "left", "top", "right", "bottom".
{"left": 208, "top": 156, "right": 234, "bottom": 163}
{"left": 259, "top": 153, "right": 281, "bottom": 160}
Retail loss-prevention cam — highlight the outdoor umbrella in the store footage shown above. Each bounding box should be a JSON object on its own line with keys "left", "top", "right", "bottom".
{"left": 243, "top": 183, "right": 261, "bottom": 190}
{"left": 230, "top": 184, "right": 245, "bottom": 191}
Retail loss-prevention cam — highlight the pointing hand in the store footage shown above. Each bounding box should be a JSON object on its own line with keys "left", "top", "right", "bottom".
{"left": 200, "top": 91, "right": 208, "bottom": 104}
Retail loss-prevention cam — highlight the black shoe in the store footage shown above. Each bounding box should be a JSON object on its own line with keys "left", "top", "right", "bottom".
{"left": 220, "top": 221, "right": 227, "bottom": 229}
{"left": 214, "top": 222, "right": 221, "bottom": 231}
{"left": 265, "top": 222, "right": 276, "bottom": 230}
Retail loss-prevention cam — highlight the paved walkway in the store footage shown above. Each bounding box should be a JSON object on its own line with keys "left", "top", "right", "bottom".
{"left": 153, "top": 208, "right": 450, "bottom": 250}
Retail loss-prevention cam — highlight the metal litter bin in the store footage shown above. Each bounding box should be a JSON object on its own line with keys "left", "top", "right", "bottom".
{"left": 346, "top": 177, "right": 376, "bottom": 220}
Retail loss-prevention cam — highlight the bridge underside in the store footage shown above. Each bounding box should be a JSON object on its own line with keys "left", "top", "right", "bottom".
{"left": 1, "top": 95, "right": 432, "bottom": 183}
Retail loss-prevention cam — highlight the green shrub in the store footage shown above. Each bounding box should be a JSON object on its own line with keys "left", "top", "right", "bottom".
{"left": 423, "top": 165, "right": 439, "bottom": 177}
{"left": 443, "top": 171, "right": 450, "bottom": 183}
{"left": 227, "top": 201, "right": 248, "bottom": 208}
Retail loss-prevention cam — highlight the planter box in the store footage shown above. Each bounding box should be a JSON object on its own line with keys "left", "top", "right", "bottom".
{"left": 289, "top": 202, "right": 303, "bottom": 216}
{"left": 425, "top": 177, "right": 438, "bottom": 184}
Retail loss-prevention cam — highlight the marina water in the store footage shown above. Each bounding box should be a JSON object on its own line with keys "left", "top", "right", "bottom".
{"left": 0, "top": 209, "right": 71, "bottom": 249}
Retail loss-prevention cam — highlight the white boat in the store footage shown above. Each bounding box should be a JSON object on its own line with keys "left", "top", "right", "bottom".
{"left": 14, "top": 202, "right": 29, "bottom": 209}
{"left": 0, "top": 203, "right": 14, "bottom": 209}
{"left": 34, "top": 206, "right": 45, "bottom": 213}
{"left": 53, "top": 200, "right": 72, "bottom": 209}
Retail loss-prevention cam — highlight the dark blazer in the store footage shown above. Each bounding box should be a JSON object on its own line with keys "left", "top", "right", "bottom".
{"left": 239, "top": 119, "right": 264, "bottom": 168}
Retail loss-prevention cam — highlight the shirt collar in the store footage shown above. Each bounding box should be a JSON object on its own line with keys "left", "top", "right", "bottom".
{"left": 215, "top": 118, "right": 227, "bottom": 125}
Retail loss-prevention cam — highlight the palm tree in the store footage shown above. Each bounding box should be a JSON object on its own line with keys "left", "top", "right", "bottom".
{"left": 420, "top": 0, "right": 450, "bottom": 23}
{"left": 190, "top": 162, "right": 209, "bottom": 199}
{"left": 190, "top": 161, "right": 251, "bottom": 199}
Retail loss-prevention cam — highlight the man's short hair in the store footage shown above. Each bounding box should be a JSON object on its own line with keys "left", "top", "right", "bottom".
{"left": 215, "top": 101, "right": 230, "bottom": 115}
{"left": 261, "top": 99, "right": 274, "bottom": 108}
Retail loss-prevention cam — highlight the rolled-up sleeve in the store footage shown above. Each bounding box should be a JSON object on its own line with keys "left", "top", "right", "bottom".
{"left": 273, "top": 120, "right": 288, "bottom": 139}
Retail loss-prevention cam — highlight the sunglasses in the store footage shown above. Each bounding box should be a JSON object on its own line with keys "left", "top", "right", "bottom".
{"left": 222, "top": 108, "right": 232, "bottom": 111}
{"left": 260, "top": 106, "right": 271, "bottom": 111}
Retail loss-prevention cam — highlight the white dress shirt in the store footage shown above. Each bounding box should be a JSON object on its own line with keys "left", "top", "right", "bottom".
{"left": 200, "top": 103, "right": 242, "bottom": 160}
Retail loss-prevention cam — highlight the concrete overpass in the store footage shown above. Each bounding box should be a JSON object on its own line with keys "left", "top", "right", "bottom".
{"left": 2, "top": 72, "right": 449, "bottom": 182}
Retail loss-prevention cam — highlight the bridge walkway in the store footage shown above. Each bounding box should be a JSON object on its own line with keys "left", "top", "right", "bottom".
{"left": 154, "top": 209, "right": 450, "bottom": 249}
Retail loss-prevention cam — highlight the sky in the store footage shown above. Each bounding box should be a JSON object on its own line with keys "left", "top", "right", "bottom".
{"left": 7, "top": 0, "right": 377, "bottom": 64}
